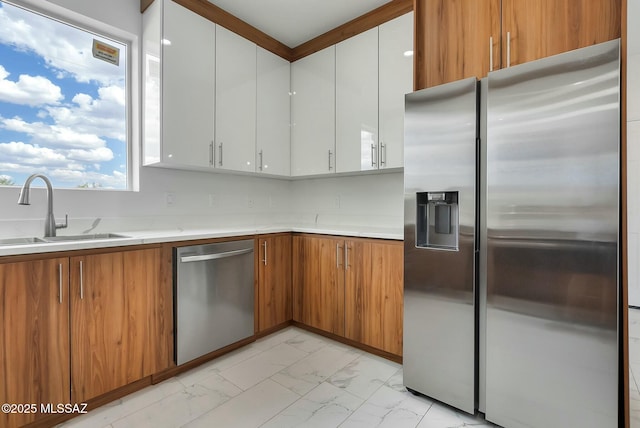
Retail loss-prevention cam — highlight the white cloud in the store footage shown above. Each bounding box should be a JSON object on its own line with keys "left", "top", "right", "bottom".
{"left": 0, "top": 3, "right": 126, "bottom": 87}
{"left": 0, "top": 141, "right": 67, "bottom": 165}
{"left": 0, "top": 65, "right": 63, "bottom": 106}
{"left": 0, "top": 116, "right": 106, "bottom": 149}
{"left": 0, "top": 140, "right": 113, "bottom": 171}
{"left": 46, "top": 85, "right": 126, "bottom": 141}
{"left": 50, "top": 168, "right": 126, "bottom": 188}
{"left": 66, "top": 147, "right": 113, "bottom": 162}
{"left": 0, "top": 142, "right": 125, "bottom": 188}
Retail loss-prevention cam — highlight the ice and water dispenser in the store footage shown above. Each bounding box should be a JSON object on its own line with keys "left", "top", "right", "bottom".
{"left": 416, "top": 191, "right": 459, "bottom": 250}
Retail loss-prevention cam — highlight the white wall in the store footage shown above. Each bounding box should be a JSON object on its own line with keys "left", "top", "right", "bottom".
{"left": 289, "top": 172, "right": 403, "bottom": 229}
{"left": 628, "top": 0, "right": 640, "bottom": 306}
{"left": 0, "top": 167, "right": 294, "bottom": 236}
{"left": 0, "top": 0, "right": 404, "bottom": 238}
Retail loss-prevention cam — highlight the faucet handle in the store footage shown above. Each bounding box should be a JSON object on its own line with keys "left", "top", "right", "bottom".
{"left": 56, "top": 214, "right": 68, "bottom": 230}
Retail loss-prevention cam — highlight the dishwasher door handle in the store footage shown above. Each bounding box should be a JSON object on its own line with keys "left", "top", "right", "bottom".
{"left": 180, "top": 248, "right": 253, "bottom": 263}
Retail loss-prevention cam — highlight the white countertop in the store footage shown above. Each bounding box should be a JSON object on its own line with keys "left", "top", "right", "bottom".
{"left": 0, "top": 224, "right": 403, "bottom": 257}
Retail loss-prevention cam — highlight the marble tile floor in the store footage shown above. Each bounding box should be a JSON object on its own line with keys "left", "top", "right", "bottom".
{"left": 58, "top": 326, "right": 494, "bottom": 428}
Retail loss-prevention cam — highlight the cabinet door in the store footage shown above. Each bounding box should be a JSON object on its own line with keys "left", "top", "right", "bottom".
{"left": 369, "top": 242, "right": 403, "bottom": 355}
{"left": 379, "top": 12, "right": 413, "bottom": 169}
{"left": 344, "top": 240, "right": 372, "bottom": 344}
{"left": 291, "top": 46, "right": 336, "bottom": 176}
{"left": 415, "top": 0, "right": 501, "bottom": 89}
{"left": 293, "top": 235, "right": 345, "bottom": 334}
{"left": 0, "top": 259, "right": 70, "bottom": 428}
{"left": 215, "top": 25, "right": 257, "bottom": 172}
{"left": 162, "top": 0, "right": 215, "bottom": 167}
{"left": 71, "top": 248, "right": 168, "bottom": 402}
{"left": 258, "top": 235, "right": 292, "bottom": 331}
{"left": 336, "top": 28, "right": 379, "bottom": 173}
{"left": 142, "top": 0, "right": 162, "bottom": 165}
{"left": 502, "top": 0, "right": 621, "bottom": 68}
{"left": 257, "top": 48, "right": 291, "bottom": 176}
{"left": 345, "top": 240, "right": 404, "bottom": 355}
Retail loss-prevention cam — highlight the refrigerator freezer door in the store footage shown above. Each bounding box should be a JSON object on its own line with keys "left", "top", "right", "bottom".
{"left": 404, "top": 77, "right": 478, "bottom": 414}
{"left": 485, "top": 40, "right": 620, "bottom": 428}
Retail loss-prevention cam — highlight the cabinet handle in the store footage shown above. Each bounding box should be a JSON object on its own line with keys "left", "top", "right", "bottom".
{"left": 371, "top": 144, "right": 376, "bottom": 167}
{"left": 345, "top": 244, "right": 349, "bottom": 270}
{"left": 380, "top": 142, "right": 386, "bottom": 166}
{"left": 336, "top": 243, "right": 341, "bottom": 268}
{"left": 259, "top": 150, "right": 263, "bottom": 171}
{"left": 262, "top": 240, "right": 267, "bottom": 265}
{"left": 58, "top": 263, "right": 63, "bottom": 304}
{"left": 489, "top": 36, "right": 493, "bottom": 72}
{"left": 506, "top": 31, "right": 511, "bottom": 68}
{"left": 218, "top": 142, "right": 223, "bottom": 166}
{"left": 328, "top": 149, "right": 333, "bottom": 171}
{"left": 209, "top": 141, "right": 214, "bottom": 166}
{"left": 79, "top": 260, "right": 84, "bottom": 300}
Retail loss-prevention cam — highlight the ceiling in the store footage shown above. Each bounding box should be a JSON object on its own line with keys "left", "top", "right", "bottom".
{"left": 206, "top": 0, "right": 391, "bottom": 48}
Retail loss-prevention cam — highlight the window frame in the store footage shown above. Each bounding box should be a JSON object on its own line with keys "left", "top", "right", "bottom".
{"left": 0, "top": 0, "right": 139, "bottom": 191}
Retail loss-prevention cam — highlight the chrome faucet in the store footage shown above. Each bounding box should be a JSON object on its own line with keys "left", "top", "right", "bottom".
{"left": 17, "top": 174, "right": 68, "bottom": 237}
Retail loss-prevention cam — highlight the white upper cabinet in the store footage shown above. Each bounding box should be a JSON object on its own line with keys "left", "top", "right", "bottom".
{"left": 335, "top": 27, "right": 379, "bottom": 173}
{"left": 291, "top": 46, "right": 336, "bottom": 176}
{"left": 143, "top": 0, "right": 215, "bottom": 168}
{"left": 215, "top": 26, "right": 257, "bottom": 172}
{"left": 143, "top": 3, "right": 413, "bottom": 178}
{"left": 379, "top": 12, "right": 414, "bottom": 169}
{"left": 256, "top": 47, "right": 291, "bottom": 176}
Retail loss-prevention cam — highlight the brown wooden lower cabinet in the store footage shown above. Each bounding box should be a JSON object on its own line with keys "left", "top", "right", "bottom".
{"left": 257, "top": 234, "right": 292, "bottom": 332}
{"left": 70, "top": 248, "right": 171, "bottom": 402}
{"left": 0, "top": 246, "right": 172, "bottom": 427}
{"left": 0, "top": 258, "right": 71, "bottom": 428}
{"left": 1, "top": 232, "right": 402, "bottom": 428}
{"left": 345, "top": 239, "right": 403, "bottom": 356}
{"left": 293, "top": 234, "right": 346, "bottom": 335}
{"left": 293, "top": 234, "right": 404, "bottom": 356}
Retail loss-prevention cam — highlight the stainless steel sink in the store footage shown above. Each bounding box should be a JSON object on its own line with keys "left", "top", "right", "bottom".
{"left": 0, "top": 237, "right": 48, "bottom": 245}
{"left": 42, "top": 233, "right": 130, "bottom": 242}
{"left": 0, "top": 233, "right": 130, "bottom": 246}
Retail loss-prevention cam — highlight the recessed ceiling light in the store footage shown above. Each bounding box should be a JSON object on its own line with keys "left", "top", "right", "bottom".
{"left": 161, "top": 39, "right": 172, "bottom": 46}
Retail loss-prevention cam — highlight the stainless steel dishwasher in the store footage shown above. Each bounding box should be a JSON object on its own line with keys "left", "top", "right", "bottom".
{"left": 175, "top": 239, "right": 254, "bottom": 365}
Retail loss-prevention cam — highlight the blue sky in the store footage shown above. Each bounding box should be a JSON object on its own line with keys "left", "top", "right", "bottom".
{"left": 0, "top": 1, "right": 127, "bottom": 189}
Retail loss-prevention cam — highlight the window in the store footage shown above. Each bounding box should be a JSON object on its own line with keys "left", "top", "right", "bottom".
{"left": 0, "top": 0, "right": 129, "bottom": 189}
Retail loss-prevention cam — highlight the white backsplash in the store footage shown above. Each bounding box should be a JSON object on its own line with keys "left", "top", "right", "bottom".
{"left": 0, "top": 165, "right": 404, "bottom": 238}
{"left": 289, "top": 172, "right": 403, "bottom": 229}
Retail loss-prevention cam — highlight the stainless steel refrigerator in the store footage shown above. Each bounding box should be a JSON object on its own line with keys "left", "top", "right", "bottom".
{"left": 403, "top": 39, "right": 620, "bottom": 428}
